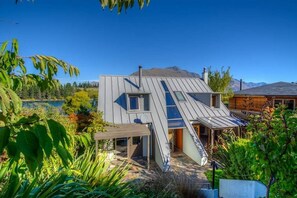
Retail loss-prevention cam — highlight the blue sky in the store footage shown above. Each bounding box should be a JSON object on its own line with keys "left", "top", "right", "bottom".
{"left": 1, "top": 0, "right": 296, "bottom": 83}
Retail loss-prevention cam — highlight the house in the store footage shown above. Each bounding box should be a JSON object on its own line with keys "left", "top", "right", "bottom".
{"left": 229, "top": 82, "right": 297, "bottom": 116}
{"left": 95, "top": 66, "right": 245, "bottom": 171}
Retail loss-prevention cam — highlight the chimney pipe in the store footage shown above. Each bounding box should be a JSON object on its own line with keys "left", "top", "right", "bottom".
{"left": 240, "top": 79, "right": 243, "bottom": 90}
{"left": 138, "top": 65, "right": 142, "bottom": 89}
{"left": 202, "top": 67, "right": 208, "bottom": 84}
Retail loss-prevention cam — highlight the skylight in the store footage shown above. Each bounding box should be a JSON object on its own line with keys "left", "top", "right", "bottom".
{"left": 174, "top": 91, "right": 186, "bottom": 101}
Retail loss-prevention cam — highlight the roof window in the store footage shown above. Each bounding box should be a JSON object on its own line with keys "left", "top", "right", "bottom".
{"left": 174, "top": 91, "right": 186, "bottom": 101}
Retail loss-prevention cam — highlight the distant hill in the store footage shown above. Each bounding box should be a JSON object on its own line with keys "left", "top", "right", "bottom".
{"left": 231, "top": 79, "right": 266, "bottom": 91}
{"left": 130, "top": 66, "right": 200, "bottom": 78}
{"left": 130, "top": 66, "right": 266, "bottom": 91}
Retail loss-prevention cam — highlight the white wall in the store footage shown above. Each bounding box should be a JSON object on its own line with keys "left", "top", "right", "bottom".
{"left": 219, "top": 179, "right": 266, "bottom": 198}
{"left": 154, "top": 134, "right": 164, "bottom": 170}
{"left": 182, "top": 128, "right": 203, "bottom": 164}
{"left": 142, "top": 135, "right": 152, "bottom": 157}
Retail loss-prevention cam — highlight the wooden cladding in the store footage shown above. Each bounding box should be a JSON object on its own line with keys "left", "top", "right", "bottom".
{"left": 229, "top": 96, "right": 297, "bottom": 112}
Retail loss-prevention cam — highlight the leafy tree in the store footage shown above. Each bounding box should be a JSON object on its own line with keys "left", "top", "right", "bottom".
{"left": 62, "top": 91, "right": 92, "bottom": 115}
{"left": 99, "top": 0, "right": 150, "bottom": 13}
{"left": 208, "top": 67, "right": 233, "bottom": 103}
{"left": 0, "top": 39, "right": 79, "bottom": 174}
{"left": 248, "top": 107, "right": 297, "bottom": 197}
{"left": 16, "top": 0, "right": 150, "bottom": 14}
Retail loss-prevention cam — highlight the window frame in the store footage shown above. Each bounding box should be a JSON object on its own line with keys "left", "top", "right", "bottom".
{"left": 174, "top": 91, "right": 186, "bottom": 102}
{"left": 211, "top": 95, "right": 217, "bottom": 108}
{"left": 273, "top": 99, "right": 295, "bottom": 110}
{"left": 129, "top": 95, "right": 140, "bottom": 110}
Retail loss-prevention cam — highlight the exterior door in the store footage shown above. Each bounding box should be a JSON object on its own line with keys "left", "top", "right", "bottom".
{"left": 174, "top": 129, "right": 183, "bottom": 152}
{"left": 129, "top": 136, "right": 143, "bottom": 158}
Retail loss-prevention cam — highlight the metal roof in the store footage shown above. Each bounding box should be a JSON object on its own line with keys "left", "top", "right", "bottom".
{"left": 197, "top": 116, "right": 246, "bottom": 129}
{"left": 94, "top": 124, "right": 150, "bottom": 140}
{"left": 98, "top": 75, "right": 242, "bottom": 169}
{"left": 234, "top": 82, "right": 297, "bottom": 96}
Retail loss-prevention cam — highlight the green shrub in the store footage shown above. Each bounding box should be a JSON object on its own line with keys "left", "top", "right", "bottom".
{"left": 0, "top": 148, "right": 137, "bottom": 198}
{"left": 213, "top": 131, "right": 256, "bottom": 181}
{"left": 205, "top": 169, "right": 223, "bottom": 189}
{"left": 62, "top": 91, "right": 92, "bottom": 115}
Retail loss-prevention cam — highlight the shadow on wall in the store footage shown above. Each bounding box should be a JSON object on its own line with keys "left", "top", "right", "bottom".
{"left": 115, "top": 93, "right": 127, "bottom": 110}
{"left": 124, "top": 78, "right": 139, "bottom": 89}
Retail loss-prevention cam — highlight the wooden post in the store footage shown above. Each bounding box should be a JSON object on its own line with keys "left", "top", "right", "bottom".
{"left": 197, "top": 125, "right": 200, "bottom": 138}
{"left": 171, "top": 130, "right": 175, "bottom": 153}
{"left": 95, "top": 139, "right": 98, "bottom": 156}
{"left": 127, "top": 137, "right": 130, "bottom": 160}
{"left": 211, "top": 129, "right": 214, "bottom": 155}
{"left": 147, "top": 135, "right": 150, "bottom": 170}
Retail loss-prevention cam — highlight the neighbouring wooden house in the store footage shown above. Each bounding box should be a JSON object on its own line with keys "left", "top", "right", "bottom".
{"left": 229, "top": 82, "right": 297, "bottom": 117}
{"left": 96, "top": 66, "right": 245, "bottom": 171}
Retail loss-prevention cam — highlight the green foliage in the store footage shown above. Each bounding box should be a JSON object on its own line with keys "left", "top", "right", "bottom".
{"left": 214, "top": 107, "right": 297, "bottom": 197}
{"left": 0, "top": 39, "right": 79, "bottom": 174}
{"left": 205, "top": 169, "right": 224, "bottom": 189}
{"left": 248, "top": 107, "right": 297, "bottom": 197}
{"left": 62, "top": 91, "right": 92, "bottom": 115}
{"left": 85, "top": 112, "right": 109, "bottom": 134}
{"left": 100, "top": 0, "right": 150, "bottom": 13}
{"left": 0, "top": 40, "right": 79, "bottom": 92}
{"left": 213, "top": 131, "right": 256, "bottom": 180}
{"left": 208, "top": 67, "right": 233, "bottom": 103}
{"left": 1, "top": 113, "right": 72, "bottom": 174}
{"left": 16, "top": 82, "right": 98, "bottom": 101}
{"left": 0, "top": 149, "right": 136, "bottom": 198}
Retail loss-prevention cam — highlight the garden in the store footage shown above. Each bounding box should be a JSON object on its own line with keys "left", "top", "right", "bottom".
{"left": 0, "top": 40, "right": 207, "bottom": 198}
{"left": 206, "top": 106, "right": 297, "bottom": 198}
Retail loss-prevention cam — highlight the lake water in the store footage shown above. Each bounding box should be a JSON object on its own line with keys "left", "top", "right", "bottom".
{"left": 22, "top": 100, "right": 64, "bottom": 108}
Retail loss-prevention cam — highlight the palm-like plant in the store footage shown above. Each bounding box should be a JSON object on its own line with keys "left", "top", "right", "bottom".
{"left": 0, "top": 148, "right": 136, "bottom": 198}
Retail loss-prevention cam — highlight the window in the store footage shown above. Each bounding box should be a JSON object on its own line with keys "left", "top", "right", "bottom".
{"left": 211, "top": 95, "right": 217, "bottom": 107}
{"left": 129, "top": 96, "right": 139, "bottom": 110}
{"left": 166, "top": 93, "right": 175, "bottom": 105}
{"left": 128, "top": 94, "right": 150, "bottom": 111}
{"left": 167, "top": 106, "right": 182, "bottom": 119}
{"left": 174, "top": 91, "right": 186, "bottom": 101}
{"left": 274, "top": 99, "right": 282, "bottom": 107}
{"left": 284, "top": 100, "right": 294, "bottom": 110}
{"left": 274, "top": 99, "right": 295, "bottom": 110}
{"left": 161, "top": 80, "right": 185, "bottom": 129}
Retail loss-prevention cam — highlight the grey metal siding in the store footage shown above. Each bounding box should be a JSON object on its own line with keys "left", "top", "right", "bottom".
{"left": 98, "top": 75, "right": 242, "bottom": 169}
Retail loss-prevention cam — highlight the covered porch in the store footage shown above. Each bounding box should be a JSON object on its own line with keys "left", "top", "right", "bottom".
{"left": 191, "top": 116, "right": 246, "bottom": 154}
{"left": 94, "top": 124, "right": 151, "bottom": 169}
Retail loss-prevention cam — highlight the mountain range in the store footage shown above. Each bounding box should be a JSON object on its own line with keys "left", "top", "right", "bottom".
{"left": 131, "top": 66, "right": 266, "bottom": 91}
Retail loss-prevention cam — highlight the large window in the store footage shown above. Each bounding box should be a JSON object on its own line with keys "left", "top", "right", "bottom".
{"left": 274, "top": 99, "right": 295, "bottom": 110}
{"left": 161, "top": 81, "right": 185, "bottom": 129}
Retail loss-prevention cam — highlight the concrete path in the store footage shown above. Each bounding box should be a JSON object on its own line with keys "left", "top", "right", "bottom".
{"left": 170, "top": 152, "right": 211, "bottom": 188}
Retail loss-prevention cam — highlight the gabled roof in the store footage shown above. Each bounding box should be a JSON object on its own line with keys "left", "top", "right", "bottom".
{"left": 234, "top": 82, "right": 297, "bottom": 96}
